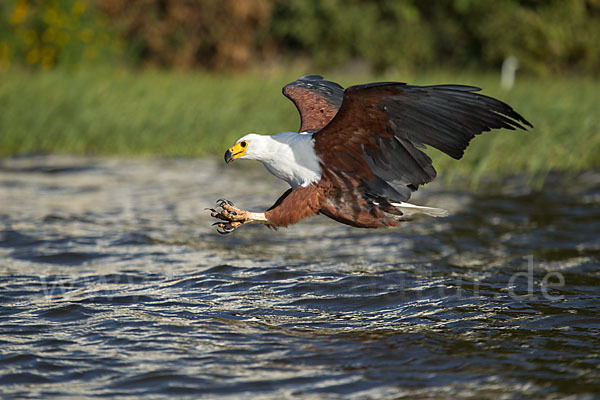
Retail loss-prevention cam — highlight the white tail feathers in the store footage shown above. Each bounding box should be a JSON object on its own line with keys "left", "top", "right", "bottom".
{"left": 391, "top": 202, "right": 449, "bottom": 218}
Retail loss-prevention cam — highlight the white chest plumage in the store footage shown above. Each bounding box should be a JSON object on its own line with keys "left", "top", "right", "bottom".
{"left": 259, "top": 132, "right": 322, "bottom": 188}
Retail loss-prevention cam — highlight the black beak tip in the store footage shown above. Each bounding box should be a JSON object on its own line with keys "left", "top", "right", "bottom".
{"left": 224, "top": 149, "right": 233, "bottom": 164}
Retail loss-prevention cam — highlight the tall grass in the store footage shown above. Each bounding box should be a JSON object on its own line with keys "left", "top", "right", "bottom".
{"left": 0, "top": 68, "right": 598, "bottom": 181}
{"left": 0, "top": 68, "right": 295, "bottom": 157}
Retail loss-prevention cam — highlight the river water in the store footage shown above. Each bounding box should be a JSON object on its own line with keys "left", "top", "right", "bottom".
{"left": 1, "top": 156, "right": 599, "bottom": 399}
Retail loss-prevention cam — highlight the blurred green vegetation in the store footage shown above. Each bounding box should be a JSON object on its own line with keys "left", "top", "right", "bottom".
{"left": 0, "top": 0, "right": 122, "bottom": 69}
{"left": 0, "top": 1, "right": 598, "bottom": 180}
{"left": 1, "top": 0, "right": 599, "bottom": 75}
{"left": 270, "top": 0, "right": 600, "bottom": 75}
{"left": 0, "top": 68, "right": 598, "bottom": 180}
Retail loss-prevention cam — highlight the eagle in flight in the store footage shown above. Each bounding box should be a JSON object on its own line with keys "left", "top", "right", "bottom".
{"left": 210, "top": 75, "right": 531, "bottom": 234}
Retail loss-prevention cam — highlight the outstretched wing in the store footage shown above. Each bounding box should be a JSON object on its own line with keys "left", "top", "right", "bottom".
{"left": 313, "top": 82, "right": 532, "bottom": 201}
{"left": 282, "top": 75, "right": 344, "bottom": 132}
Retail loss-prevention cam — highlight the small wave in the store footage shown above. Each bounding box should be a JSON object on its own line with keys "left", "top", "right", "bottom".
{"left": 15, "top": 251, "right": 109, "bottom": 266}
{"left": 37, "top": 303, "right": 96, "bottom": 322}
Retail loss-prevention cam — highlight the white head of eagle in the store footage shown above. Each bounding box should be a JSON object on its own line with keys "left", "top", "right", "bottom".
{"left": 225, "top": 132, "right": 321, "bottom": 189}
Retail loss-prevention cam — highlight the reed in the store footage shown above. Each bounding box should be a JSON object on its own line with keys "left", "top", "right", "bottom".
{"left": 1, "top": 68, "right": 598, "bottom": 181}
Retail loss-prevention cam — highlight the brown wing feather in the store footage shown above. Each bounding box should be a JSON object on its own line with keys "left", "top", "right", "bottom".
{"left": 314, "top": 85, "right": 401, "bottom": 177}
{"left": 318, "top": 171, "right": 404, "bottom": 228}
{"left": 282, "top": 75, "right": 344, "bottom": 132}
{"left": 313, "top": 82, "right": 532, "bottom": 203}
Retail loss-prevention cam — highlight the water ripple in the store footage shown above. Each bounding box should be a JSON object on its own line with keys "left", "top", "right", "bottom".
{"left": 0, "top": 156, "right": 599, "bottom": 399}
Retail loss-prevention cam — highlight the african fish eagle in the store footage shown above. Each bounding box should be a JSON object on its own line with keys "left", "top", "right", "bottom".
{"left": 210, "top": 75, "right": 531, "bottom": 234}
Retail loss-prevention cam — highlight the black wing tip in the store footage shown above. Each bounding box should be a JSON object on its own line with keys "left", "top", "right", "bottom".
{"left": 284, "top": 74, "right": 343, "bottom": 90}
{"left": 298, "top": 74, "right": 324, "bottom": 81}
{"left": 346, "top": 81, "right": 407, "bottom": 92}
{"left": 428, "top": 84, "right": 533, "bottom": 130}
{"left": 508, "top": 112, "right": 533, "bottom": 130}
{"left": 282, "top": 74, "right": 345, "bottom": 106}
{"left": 282, "top": 75, "right": 325, "bottom": 90}
{"left": 515, "top": 112, "right": 533, "bottom": 129}
{"left": 489, "top": 101, "right": 533, "bottom": 131}
{"left": 425, "top": 84, "right": 482, "bottom": 92}
{"left": 490, "top": 106, "right": 533, "bottom": 131}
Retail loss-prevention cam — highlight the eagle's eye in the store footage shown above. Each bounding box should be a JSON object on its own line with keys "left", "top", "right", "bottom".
{"left": 240, "top": 141, "right": 248, "bottom": 148}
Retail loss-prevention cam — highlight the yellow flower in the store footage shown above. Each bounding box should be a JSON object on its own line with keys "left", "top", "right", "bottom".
{"left": 42, "top": 46, "right": 55, "bottom": 58}
{"left": 71, "top": 1, "right": 86, "bottom": 15}
{"left": 10, "top": 0, "right": 29, "bottom": 26}
{"left": 42, "top": 28, "right": 56, "bottom": 43}
{"left": 43, "top": 8, "right": 57, "bottom": 25}
{"left": 26, "top": 47, "right": 40, "bottom": 64}
{"left": 0, "top": 42, "right": 10, "bottom": 59}
{"left": 52, "top": 11, "right": 66, "bottom": 29}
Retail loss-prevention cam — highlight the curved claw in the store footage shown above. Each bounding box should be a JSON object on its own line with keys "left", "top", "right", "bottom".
{"left": 216, "top": 223, "right": 237, "bottom": 235}
{"left": 213, "top": 221, "right": 238, "bottom": 234}
{"left": 216, "top": 198, "right": 234, "bottom": 208}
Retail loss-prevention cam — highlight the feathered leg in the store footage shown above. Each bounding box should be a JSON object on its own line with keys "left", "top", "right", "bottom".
{"left": 209, "top": 185, "right": 322, "bottom": 234}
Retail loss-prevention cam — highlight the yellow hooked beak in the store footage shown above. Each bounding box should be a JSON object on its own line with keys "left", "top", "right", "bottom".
{"left": 224, "top": 140, "right": 247, "bottom": 164}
